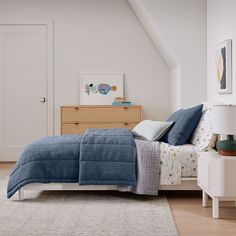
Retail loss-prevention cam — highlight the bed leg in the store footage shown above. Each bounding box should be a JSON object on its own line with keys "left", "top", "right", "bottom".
{"left": 202, "top": 190, "right": 208, "bottom": 207}
{"left": 18, "top": 188, "right": 24, "bottom": 201}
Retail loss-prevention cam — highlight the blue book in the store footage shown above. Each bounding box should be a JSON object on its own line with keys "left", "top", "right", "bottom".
{"left": 112, "top": 102, "right": 132, "bottom": 106}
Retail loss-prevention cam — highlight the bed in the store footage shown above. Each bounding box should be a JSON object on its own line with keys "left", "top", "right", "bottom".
{"left": 6, "top": 135, "right": 206, "bottom": 200}
{"left": 8, "top": 104, "right": 217, "bottom": 200}
{"left": 14, "top": 143, "right": 203, "bottom": 201}
{"left": 19, "top": 143, "right": 203, "bottom": 200}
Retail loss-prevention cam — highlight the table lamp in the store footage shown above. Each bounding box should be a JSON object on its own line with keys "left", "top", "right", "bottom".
{"left": 212, "top": 104, "right": 236, "bottom": 156}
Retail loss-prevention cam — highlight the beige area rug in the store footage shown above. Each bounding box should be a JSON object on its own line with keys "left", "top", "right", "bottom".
{"left": 0, "top": 169, "right": 178, "bottom": 236}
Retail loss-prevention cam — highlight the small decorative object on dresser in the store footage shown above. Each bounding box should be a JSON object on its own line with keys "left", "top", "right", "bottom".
{"left": 212, "top": 104, "right": 236, "bottom": 156}
{"left": 61, "top": 105, "right": 142, "bottom": 134}
{"left": 198, "top": 152, "right": 236, "bottom": 219}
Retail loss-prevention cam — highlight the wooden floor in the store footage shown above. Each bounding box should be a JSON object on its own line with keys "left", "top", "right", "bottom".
{"left": 167, "top": 191, "right": 236, "bottom": 236}
{"left": 1, "top": 163, "right": 236, "bottom": 236}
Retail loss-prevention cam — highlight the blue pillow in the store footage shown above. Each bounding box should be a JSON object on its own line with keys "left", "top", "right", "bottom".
{"left": 162, "top": 104, "right": 203, "bottom": 145}
{"left": 166, "top": 109, "right": 184, "bottom": 122}
{"left": 161, "top": 109, "right": 184, "bottom": 142}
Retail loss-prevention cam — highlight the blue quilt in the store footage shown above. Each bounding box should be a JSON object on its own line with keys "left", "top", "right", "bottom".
{"left": 7, "top": 129, "right": 136, "bottom": 198}
{"left": 79, "top": 129, "right": 136, "bottom": 185}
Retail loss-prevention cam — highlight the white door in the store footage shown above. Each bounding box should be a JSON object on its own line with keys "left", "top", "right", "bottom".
{"left": 0, "top": 25, "right": 50, "bottom": 161}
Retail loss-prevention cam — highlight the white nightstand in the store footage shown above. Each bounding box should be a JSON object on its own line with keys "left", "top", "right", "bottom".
{"left": 198, "top": 152, "right": 236, "bottom": 219}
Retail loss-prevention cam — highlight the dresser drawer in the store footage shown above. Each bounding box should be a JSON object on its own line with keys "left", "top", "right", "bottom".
{"left": 61, "top": 106, "right": 141, "bottom": 123}
{"left": 61, "top": 123, "right": 137, "bottom": 135}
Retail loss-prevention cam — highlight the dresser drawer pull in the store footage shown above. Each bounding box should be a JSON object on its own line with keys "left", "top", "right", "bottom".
{"left": 74, "top": 107, "right": 79, "bottom": 110}
{"left": 74, "top": 122, "right": 79, "bottom": 125}
{"left": 124, "top": 123, "right": 128, "bottom": 125}
{"left": 123, "top": 107, "right": 128, "bottom": 110}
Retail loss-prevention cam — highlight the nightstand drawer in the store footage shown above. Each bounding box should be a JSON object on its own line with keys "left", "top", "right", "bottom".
{"left": 61, "top": 123, "right": 138, "bottom": 134}
{"left": 61, "top": 106, "right": 141, "bottom": 123}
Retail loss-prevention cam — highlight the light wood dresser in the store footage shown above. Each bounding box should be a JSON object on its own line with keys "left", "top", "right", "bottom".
{"left": 61, "top": 105, "right": 142, "bottom": 135}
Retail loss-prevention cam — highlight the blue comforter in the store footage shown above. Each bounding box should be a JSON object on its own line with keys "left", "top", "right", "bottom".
{"left": 79, "top": 129, "right": 136, "bottom": 185}
{"left": 7, "top": 129, "right": 136, "bottom": 198}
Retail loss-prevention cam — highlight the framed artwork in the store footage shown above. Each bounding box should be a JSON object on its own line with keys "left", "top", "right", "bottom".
{"left": 80, "top": 72, "right": 123, "bottom": 105}
{"left": 216, "top": 39, "right": 232, "bottom": 94}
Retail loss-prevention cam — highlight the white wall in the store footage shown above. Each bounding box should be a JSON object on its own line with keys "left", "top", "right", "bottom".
{"left": 140, "top": 0, "right": 207, "bottom": 109}
{"left": 207, "top": 0, "right": 236, "bottom": 104}
{"left": 170, "top": 66, "right": 181, "bottom": 110}
{"left": 0, "top": 0, "right": 171, "bottom": 134}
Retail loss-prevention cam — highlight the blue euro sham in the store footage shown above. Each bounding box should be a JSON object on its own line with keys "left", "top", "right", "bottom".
{"left": 162, "top": 104, "right": 203, "bottom": 145}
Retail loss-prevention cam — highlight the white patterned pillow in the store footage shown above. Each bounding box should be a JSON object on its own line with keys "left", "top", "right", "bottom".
{"left": 190, "top": 106, "right": 217, "bottom": 151}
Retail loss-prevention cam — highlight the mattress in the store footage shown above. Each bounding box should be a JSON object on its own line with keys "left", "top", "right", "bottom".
{"left": 160, "top": 142, "right": 200, "bottom": 185}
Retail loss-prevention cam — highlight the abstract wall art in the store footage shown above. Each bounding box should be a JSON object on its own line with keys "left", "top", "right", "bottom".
{"left": 216, "top": 39, "right": 232, "bottom": 94}
{"left": 80, "top": 72, "right": 123, "bottom": 105}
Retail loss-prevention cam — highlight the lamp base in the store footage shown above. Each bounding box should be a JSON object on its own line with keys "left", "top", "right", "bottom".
{"left": 218, "top": 149, "right": 236, "bottom": 156}
{"left": 217, "top": 140, "right": 236, "bottom": 156}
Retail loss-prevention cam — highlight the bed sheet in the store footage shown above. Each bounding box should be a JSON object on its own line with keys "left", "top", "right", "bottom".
{"left": 160, "top": 142, "right": 200, "bottom": 185}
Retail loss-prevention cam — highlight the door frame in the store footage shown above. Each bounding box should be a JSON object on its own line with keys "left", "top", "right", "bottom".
{"left": 0, "top": 19, "right": 54, "bottom": 138}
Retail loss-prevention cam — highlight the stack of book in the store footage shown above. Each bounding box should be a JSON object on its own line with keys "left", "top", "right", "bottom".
{"left": 112, "top": 97, "right": 132, "bottom": 106}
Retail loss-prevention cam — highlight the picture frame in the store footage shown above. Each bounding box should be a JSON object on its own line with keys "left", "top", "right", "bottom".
{"left": 216, "top": 39, "right": 232, "bottom": 94}
{"left": 80, "top": 72, "right": 124, "bottom": 105}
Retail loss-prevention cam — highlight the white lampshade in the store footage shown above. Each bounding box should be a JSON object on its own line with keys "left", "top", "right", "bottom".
{"left": 212, "top": 105, "right": 236, "bottom": 135}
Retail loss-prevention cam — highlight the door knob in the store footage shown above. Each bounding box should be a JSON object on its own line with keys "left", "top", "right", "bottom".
{"left": 40, "top": 97, "right": 46, "bottom": 103}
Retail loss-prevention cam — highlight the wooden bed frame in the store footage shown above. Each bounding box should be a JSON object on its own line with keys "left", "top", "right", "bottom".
{"left": 17, "top": 177, "right": 200, "bottom": 200}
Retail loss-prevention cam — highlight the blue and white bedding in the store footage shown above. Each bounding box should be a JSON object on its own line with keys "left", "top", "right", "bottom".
{"left": 7, "top": 129, "right": 161, "bottom": 198}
